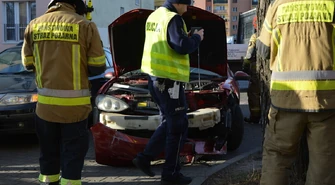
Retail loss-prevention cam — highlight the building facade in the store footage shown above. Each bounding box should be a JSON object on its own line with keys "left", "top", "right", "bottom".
{"left": 0, "top": 0, "right": 154, "bottom": 51}
{"left": 0, "top": 0, "right": 48, "bottom": 51}
{"left": 154, "top": 0, "right": 257, "bottom": 40}
{"left": 90, "top": 0, "right": 154, "bottom": 47}
{"left": 154, "top": 0, "right": 165, "bottom": 9}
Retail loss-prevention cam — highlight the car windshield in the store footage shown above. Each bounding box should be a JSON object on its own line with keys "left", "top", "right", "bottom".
{"left": 122, "top": 67, "right": 222, "bottom": 79}
{"left": 0, "top": 47, "right": 26, "bottom": 74}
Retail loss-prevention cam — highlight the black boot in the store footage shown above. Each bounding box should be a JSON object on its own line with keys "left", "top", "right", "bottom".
{"left": 161, "top": 173, "right": 192, "bottom": 185}
{"left": 132, "top": 157, "right": 155, "bottom": 177}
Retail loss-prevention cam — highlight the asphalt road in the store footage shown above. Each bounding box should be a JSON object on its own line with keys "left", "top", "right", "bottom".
{"left": 0, "top": 80, "right": 263, "bottom": 185}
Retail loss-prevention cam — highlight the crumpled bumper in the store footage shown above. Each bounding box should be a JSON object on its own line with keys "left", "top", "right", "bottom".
{"left": 99, "top": 108, "right": 221, "bottom": 131}
{"left": 91, "top": 122, "right": 227, "bottom": 166}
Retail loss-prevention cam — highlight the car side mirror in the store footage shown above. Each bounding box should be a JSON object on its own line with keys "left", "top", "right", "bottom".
{"left": 234, "top": 71, "right": 250, "bottom": 92}
{"left": 234, "top": 71, "right": 250, "bottom": 81}
{"left": 104, "top": 72, "right": 114, "bottom": 79}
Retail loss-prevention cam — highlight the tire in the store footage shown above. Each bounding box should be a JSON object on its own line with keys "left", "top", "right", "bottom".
{"left": 227, "top": 104, "right": 244, "bottom": 151}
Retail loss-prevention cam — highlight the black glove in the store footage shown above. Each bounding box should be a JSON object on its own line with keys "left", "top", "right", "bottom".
{"left": 242, "top": 60, "right": 251, "bottom": 74}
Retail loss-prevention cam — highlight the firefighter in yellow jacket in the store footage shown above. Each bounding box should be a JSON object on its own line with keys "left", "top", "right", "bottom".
{"left": 257, "top": 0, "right": 335, "bottom": 184}
{"left": 242, "top": 29, "right": 261, "bottom": 124}
{"left": 21, "top": 0, "right": 106, "bottom": 184}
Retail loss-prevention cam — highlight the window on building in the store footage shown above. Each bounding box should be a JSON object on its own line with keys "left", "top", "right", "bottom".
{"left": 214, "top": 0, "right": 228, "bottom": 3}
{"left": 233, "top": 0, "right": 237, "bottom": 3}
{"left": 232, "top": 16, "right": 237, "bottom": 21}
{"left": 252, "top": 0, "right": 258, "bottom": 5}
{"left": 215, "top": 6, "right": 225, "bottom": 10}
{"left": 207, "top": 0, "right": 211, "bottom": 2}
{"left": 190, "top": 0, "right": 195, "bottom": 5}
{"left": 233, "top": 25, "right": 238, "bottom": 30}
{"left": 3, "top": 1, "right": 36, "bottom": 42}
{"left": 206, "top": 6, "right": 212, "bottom": 11}
{"left": 120, "top": 7, "right": 125, "bottom": 15}
{"left": 232, "top": 7, "right": 237, "bottom": 12}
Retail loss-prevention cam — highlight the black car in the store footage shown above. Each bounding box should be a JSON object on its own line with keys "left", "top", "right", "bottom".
{"left": 0, "top": 46, "right": 113, "bottom": 133}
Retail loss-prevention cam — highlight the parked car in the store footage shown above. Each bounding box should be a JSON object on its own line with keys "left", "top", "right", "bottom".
{"left": 0, "top": 46, "right": 113, "bottom": 133}
{"left": 90, "top": 7, "right": 249, "bottom": 167}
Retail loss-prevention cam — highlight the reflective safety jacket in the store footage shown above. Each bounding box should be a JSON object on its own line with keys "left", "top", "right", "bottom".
{"left": 245, "top": 33, "right": 257, "bottom": 63}
{"left": 22, "top": 3, "right": 106, "bottom": 123}
{"left": 141, "top": 7, "right": 190, "bottom": 83}
{"left": 243, "top": 33, "right": 257, "bottom": 73}
{"left": 257, "top": 0, "right": 335, "bottom": 112}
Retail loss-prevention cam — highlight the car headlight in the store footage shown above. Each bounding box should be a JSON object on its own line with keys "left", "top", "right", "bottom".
{"left": 95, "top": 94, "right": 129, "bottom": 112}
{"left": 0, "top": 93, "right": 38, "bottom": 105}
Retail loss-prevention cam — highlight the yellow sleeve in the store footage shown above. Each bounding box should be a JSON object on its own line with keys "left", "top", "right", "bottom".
{"left": 245, "top": 33, "right": 257, "bottom": 60}
{"left": 21, "top": 24, "right": 35, "bottom": 71}
{"left": 86, "top": 22, "right": 106, "bottom": 76}
{"left": 256, "top": 3, "right": 276, "bottom": 60}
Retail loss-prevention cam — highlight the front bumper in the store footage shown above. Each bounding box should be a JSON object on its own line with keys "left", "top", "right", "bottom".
{"left": 99, "top": 108, "right": 221, "bottom": 131}
{"left": 0, "top": 103, "right": 36, "bottom": 133}
{"left": 91, "top": 122, "right": 227, "bottom": 166}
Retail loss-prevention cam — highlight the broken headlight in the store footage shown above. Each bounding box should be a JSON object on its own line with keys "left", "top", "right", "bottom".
{"left": 95, "top": 94, "right": 129, "bottom": 112}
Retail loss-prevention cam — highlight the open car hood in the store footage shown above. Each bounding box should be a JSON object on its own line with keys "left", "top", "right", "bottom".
{"left": 108, "top": 6, "right": 228, "bottom": 78}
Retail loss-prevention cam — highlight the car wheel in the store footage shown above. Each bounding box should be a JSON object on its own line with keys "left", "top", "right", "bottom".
{"left": 227, "top": 104, "right": 244, "bottom": 151}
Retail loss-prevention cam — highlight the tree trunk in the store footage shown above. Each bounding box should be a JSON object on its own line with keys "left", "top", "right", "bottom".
{"left": 256, "top": 0, "right": 271, "bottom": 133}
{"left": 256, "top": 0, "right": 308, "bottom": 184}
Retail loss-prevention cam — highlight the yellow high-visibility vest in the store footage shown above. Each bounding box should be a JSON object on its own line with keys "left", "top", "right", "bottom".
{"left": 141, "top": 7, "right": 190, "bottom": 82}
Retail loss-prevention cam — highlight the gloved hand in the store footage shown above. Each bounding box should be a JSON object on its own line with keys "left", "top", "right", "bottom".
{"left": 242, "top": 59, "right": 251, "bottom": 74}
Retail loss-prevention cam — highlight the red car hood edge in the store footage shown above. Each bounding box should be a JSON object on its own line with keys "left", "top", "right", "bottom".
{"left": 108, "top": 6, "right": 228, "bottom": 78}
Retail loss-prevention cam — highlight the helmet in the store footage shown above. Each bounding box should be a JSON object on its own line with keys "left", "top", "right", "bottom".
{"left": 48, "top": 0, "right": 74, "bottom": 9}
{"left": 48, "top": 0, "right": 87, "bottom": 15}
{"left": 253, "top": 16, "right": 257, "bottom": 30}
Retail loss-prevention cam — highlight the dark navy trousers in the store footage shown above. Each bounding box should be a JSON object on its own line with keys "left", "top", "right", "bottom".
{"left": 137, "top": 77, "right": 189, "bottom": 180}
{"left": 35, "top": 115, "right": 89, "bottom": 180}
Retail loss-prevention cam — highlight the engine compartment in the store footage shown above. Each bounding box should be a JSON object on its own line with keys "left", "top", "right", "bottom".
{"left": 105, "top": 72, "right": 232, "bottom": 112}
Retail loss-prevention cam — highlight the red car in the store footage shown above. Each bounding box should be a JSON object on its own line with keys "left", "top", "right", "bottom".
{"left": 91, "top": 6, "right": 248, "bottom": 166}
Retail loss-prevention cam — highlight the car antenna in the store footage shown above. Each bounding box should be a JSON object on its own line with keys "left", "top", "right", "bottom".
{"left": 197, "top": 46, "right": 201, "bottom": 88}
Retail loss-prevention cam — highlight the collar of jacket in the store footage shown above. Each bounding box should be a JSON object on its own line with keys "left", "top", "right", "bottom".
{"left": 45, "top": 2, "right": 76, "bottom": 14}
{"left": 162, "top": 2, "right": 178, "bottom": 14}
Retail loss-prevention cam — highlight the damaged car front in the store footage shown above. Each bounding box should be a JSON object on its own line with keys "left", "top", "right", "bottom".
{"left": 91, "top": 7, "right": 246, "bottom": 166}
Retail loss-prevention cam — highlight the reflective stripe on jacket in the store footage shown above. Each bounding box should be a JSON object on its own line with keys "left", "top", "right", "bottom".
{"left": 257, "top": 0, "right": 335, "bottom": 112}
{"left": 22, "top": 3, "right": 106, "bottom": 123}
{"left": 141, "top": 7, "right": 190, "bottom": 83}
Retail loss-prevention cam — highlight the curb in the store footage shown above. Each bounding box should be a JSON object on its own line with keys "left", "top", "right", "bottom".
{"left": 190, "top": 147, "right": 262, "bottom": 185}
